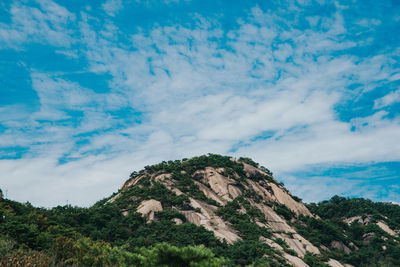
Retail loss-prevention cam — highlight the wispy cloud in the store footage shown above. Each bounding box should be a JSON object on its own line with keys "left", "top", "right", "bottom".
{"left": 102, "top": 0, "right": 123, "bottom": 17}
{"left": 0, "top": 0, "right": 399, "bottom": 206}
{"left": 374, "top": 88, "right": 400, "bottom": 109}
{"left": 0, "top": 0, "right": 75, "bottom": 49}
{"left": 281, "top": 162, "right": 400, "bottom": 203}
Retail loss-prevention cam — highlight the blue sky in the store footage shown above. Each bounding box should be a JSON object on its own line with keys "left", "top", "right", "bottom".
{"left": 0, "top": 0, "right": 400, "bottom": 207}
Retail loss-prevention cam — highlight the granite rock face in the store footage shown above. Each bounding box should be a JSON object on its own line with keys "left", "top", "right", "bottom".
{"left": 114, "top": 156, "right": 371, "bottom": 266}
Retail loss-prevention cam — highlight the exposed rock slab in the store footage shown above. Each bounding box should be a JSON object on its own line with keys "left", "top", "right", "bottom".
{"left": 244, "top": 175, "right": 312, "bottom": 218}
{"left": 259, "top": 237, "right": 309, "bottom": 267}
{"left": 343, "top": 216, "right": 371, "bottom": 226}
{"left": 137, "top": 199, "right": 163, "bottom": 222}
{"left": 283, "top": 253, "right": 309, "bottom": 267}
{"left": 194, "top": 167, "right": 242, "bottom": 202}
{"left": 259, "top": 237, "right": 284, "bottom": 251}
{"left": 254, "top": 197, "right": 319, "bottom": 256}
{"left": 182, "top": 198, "right": 240, "bottom": 244}
{"left": 327, "top": 259, "right": 346, "bottom": 267}
{"left": 376, "top": 220, "right": 398, "bottom": 237}
{"left": 194, "top": 181, "right": 226, "bottom": 205}
{"left": 330, "top": 241, "right": 351, "bottom": 254}
{"left": 251, "top": 200, "right": 295, "bottom": 233}
{"left": 269, "top": 183, "right": 312, "bottom": 216}
{"left": 107, "top": 193, "right": 121, "bottom": 203}
{"left": 241, "top": 162, "right": 278, "bottom": 183}
{"left": 344, "top": 216, "right": 398, "bottom": 237}
{"left": 154, "top": 173, "right": 172, "bottom": 183}
{"left": 121, "top": 174, "right": 147, "bottom": 190}
{"left": 273, "top": 233, "right": 320, "bottom": 257}
{"left": 246, "top": 180, "right": 275, "bottom": 202}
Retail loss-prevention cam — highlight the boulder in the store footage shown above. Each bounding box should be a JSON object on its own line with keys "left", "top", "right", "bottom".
{"left": 330, "top": 241, "right": 351, "bottom": 254}
{"left": 136, "top": 199, "right": 163, "bottom": 222}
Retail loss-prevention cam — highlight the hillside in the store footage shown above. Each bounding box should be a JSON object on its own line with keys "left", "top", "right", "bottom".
{"left": 1, "top": 154, "right": 400, "bottom": 266}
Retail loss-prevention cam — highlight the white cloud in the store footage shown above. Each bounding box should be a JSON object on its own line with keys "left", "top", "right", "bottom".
{"left": 374, "top": 89, "right": 400, "bottom": 109}
{"left": 0, "top": 0, "right": 75, "bottom": 48}
{"left": 280, "top": 172, "right": 400, "bottom": 204}
{"left": 1, "top": 2, "right": 400, "bottom": 207}
{"left": 238, "top": 116, "right": 400, "bottom": 172}
{"left": 357, "top": 18, "right": 381, "bottom": 27}
{"left": 102, "top": 0, "right": 123, "bottom": 17}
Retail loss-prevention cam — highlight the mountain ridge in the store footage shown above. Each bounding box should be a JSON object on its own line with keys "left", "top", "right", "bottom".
{"left": 98, "top": 154, "right": 400, "bottom": 266}
{"left": 1, "top": 154, "right": 400, "bottom": 266}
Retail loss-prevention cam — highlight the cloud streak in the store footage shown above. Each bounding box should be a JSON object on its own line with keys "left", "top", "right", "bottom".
{"left": 0, "top": 0, "right": 399, "bottom": 207}
{"left": 0, "top": 0, "right": 75, "bottom": 49}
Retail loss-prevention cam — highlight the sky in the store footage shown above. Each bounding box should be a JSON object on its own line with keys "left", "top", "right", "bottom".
{"left": 0, "top": 0, "right": 400, "bottom": 207}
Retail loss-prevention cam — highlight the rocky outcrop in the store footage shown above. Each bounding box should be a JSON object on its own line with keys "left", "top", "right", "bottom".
{"left": 146, "top": 163, "right": 319, "bottom": 257}
{"left": 376, "top": 220, "right": 398, "bottom": 237}
{"left": 113, "top": 156, "right": 372, "bottom": 266}
{"left": 330, "top": 241, "right": 351, "bottom": 254}
{"left": 190, "top": 164, "right": 321, "bottom": 260}
{"left": 193, "top": 167, "right": 242, "bottom": 203}
{"left": 269, "top": 183, "right": 312, "bottom": 216}
{"left": 283, "top": 253, "right": 309, "bottom": 267}
{"left": 343, "top": 215, "right": 371, "bottom": 226}
{"left": 272, "top": 233, "right": 320, "bottom": 257}
{"left": 181, "top": 198, "right": 240, "bottom": 244}
{"left": 240, "top": 168, "right": 312, "bottom": 217}
{"left": 362, "top": 232, "right": 375, "bottom": 245}
{"left": 344, "top": 216, "right": 398, "bottom": 237}
{"left": 259, "top": 237, "right": 309, "bottom": 267}
{"left": 136, "top": 199, "right": 163, "bottom": 222}
{"left": 154, "top": 173, "right": 172, "bottom": 183}
{"left": 121, "top": 174, "right": 147, "bottom": 190}
{"left": 172, "top": 218, "right": 183, "bottom": 225}
{"left": 107, "top": 193, "right": 121, "bottom": 203}
{"left": 194, "top": 181, "right": 225, "bottom": 206}
{"left": 327, "top": 259, "right": 347, "bottom": 267}
{"left": 259, "top": 237, "right": 283, "bottom": 251}
{"left": 252, "top": 200, "right": 295, "bottom": 233}
{"left": 250, "top": 199, "right": 320, "bottom": 257}
{"left": 241, "top": 162, "right": 278, "bottom": 183}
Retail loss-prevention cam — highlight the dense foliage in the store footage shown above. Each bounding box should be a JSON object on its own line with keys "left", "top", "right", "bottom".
{"left": 0, "top": 198, "right": 227, "bottom": 266}
{"left": 298, "top": 196, "right": 400, "bottom": 267}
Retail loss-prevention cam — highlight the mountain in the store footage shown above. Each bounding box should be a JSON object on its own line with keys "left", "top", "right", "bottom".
{"left": 1, "top": 154, "right": 400, "bottom": 266}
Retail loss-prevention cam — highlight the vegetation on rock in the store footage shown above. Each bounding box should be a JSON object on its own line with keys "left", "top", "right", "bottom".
{"left": 1, "top": 154, "right": 399, "bottom": 266}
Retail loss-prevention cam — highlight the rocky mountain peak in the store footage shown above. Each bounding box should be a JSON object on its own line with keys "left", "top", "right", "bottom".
{"left": 106, "top": 155, "right": 347, "bottom": 266}
{"left": 2, "top": 154, "right": 400, "bottom": 266}
{"left": 99, "top": 154, "right": 400, "bottom": 267}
